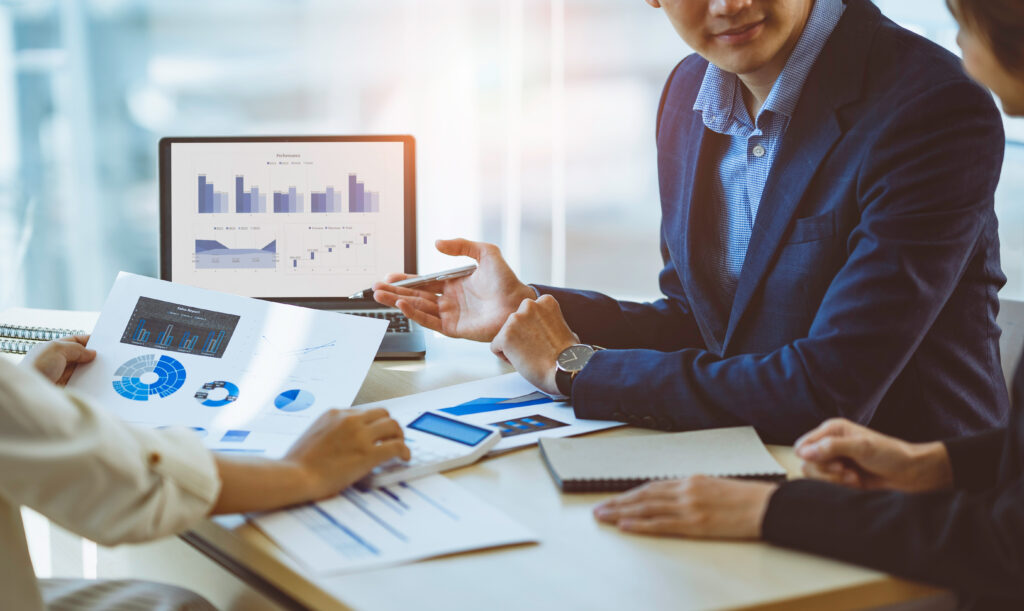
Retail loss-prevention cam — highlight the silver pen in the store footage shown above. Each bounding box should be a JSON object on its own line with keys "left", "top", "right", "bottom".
{"left": 348, "top": 264, "right": 478, "bottom": 300}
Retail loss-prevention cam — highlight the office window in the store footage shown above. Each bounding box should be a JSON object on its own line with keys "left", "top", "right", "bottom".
{"left": 0, "top": 0, "right": 1021, "bottom": 314}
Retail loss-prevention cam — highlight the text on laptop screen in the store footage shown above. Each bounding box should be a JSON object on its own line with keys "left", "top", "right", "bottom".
{"left": 168, "top": 141, "right": 405, "bottom": 298}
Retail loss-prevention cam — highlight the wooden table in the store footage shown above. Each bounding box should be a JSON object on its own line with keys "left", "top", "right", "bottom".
{"left": 184, "top": 332, "right": 942, "bottom": 610}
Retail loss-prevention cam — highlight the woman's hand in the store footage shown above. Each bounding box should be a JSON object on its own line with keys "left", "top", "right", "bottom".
{"left": 22, "top": 335, "right": 96, "bottom": 386}
{"left": 284, "top": 407, "right": 410, "bottom": 500}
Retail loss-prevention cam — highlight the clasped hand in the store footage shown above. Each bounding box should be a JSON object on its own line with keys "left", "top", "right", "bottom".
{"left": 794, "top": 418, "right": 953, "bottom": 493}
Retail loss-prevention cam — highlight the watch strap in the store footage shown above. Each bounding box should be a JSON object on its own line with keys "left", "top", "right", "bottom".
{"left": 555, "top": 366, "right": 574, "bottom": 397}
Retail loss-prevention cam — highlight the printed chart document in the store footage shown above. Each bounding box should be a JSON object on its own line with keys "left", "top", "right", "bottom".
{"left": 65, "top": 272, "right": 387, "bottom": 457}
{"left": 251, "top": 474, "right": 536, "bottom": 575}
{"left": 358, "top": 372, "right": 624, "bottom": 453}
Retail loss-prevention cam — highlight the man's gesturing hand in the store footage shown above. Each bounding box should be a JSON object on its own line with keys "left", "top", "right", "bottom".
{"left": 372, "top": 238, "right": 535, "bottom": 342}
{"left": 594, "top": 476, "right": 777, "bottom": 539}
{"left": 489, "top": 295, "right": 579, "bottom": 396}
{"left": 795, "top": 418, "right": 954, "bottom": 493}
{"left": 22, "top": 335, "right": 97, "bottom": 386}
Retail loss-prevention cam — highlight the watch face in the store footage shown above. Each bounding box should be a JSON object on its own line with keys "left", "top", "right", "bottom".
{"left": 557, "top": 344, "right": 595, "bottom": 372}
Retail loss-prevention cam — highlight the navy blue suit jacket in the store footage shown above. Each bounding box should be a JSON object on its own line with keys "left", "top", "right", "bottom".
{"left": 538, "top": 0, "right": 1009, "bottom": 443}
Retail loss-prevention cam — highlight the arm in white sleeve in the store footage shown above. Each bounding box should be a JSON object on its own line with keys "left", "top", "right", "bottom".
{"left": 0, "top": 359, "right": 221, "bottom": 546}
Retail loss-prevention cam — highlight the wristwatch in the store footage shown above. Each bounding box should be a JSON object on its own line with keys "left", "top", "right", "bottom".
{"left": 555, "top": 344, "right": 603, "bottom": 397}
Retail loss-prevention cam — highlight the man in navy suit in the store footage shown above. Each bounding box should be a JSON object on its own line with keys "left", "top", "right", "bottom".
{"left": 374, "top": 0, "right": 1009, "bottom": 443}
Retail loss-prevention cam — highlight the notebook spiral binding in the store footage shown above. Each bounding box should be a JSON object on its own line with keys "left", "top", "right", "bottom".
{"left": 0, "top": 325, "right": 87, "bottom": 355}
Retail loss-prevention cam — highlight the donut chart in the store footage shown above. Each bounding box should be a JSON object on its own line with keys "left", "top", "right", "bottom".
{"left": 112, "top": 354, "right": 186, "bottom": 401}
{"left": 194, "top": 380, "right": 240, "bottom": 407}
{"left": 274, "top": 389, "right": 315, "bottom": 412}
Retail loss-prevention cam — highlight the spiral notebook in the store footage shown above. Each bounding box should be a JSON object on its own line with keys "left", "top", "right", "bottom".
{"left": 0, "top": 308, "right": 99, "bottom": 356}
{"left": 538, "top": 426, "right": 787, "bottom": 492}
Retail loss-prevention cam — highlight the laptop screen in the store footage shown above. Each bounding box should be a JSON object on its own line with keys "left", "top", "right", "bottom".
{"left": 159, "top": 136, "right": 416, "bottom": 302}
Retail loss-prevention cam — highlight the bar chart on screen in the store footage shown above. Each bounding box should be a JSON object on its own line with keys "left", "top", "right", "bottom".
{"left": 171, "top": 141, "right": 405, "bottom": 298}
{"left": 195, "top": 171, "right": 382, "bottom": 216}
{"left": 284, "top": 224, "right": 376, "bottom": 274}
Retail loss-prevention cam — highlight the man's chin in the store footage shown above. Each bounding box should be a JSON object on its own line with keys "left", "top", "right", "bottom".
{"left": 701, "top": 46, "right": 779, "bottom": 77}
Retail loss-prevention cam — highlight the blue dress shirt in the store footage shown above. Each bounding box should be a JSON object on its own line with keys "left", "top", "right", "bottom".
{"left": 693, "top": 0, "right": 845, "bottom": 300}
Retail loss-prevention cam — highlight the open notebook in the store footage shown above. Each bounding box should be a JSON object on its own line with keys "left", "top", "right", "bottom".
{"left": 538, "top": 426, "right": 787, "bottom": 492}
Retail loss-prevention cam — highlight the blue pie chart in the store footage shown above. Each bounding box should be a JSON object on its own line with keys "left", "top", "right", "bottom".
{"left": 194, "top": 380, "right": 240, "bottom": 407}
{"left": 112, "top": 354, "right": 186, "bottom": 401}
{"left": 274, "top": 389, "right": 315, "bottom": 412}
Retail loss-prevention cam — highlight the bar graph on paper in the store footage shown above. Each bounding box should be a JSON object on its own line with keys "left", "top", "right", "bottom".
{"left": 119, "top": 297, "right": 240, "bottom": 360}
{"left": 196, "top": 173, "right": 380, "bottom": 215}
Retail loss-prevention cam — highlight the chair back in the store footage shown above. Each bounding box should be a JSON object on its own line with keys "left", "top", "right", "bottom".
{"left": 998, "top": 299, "right": 1024, "bottom": 391}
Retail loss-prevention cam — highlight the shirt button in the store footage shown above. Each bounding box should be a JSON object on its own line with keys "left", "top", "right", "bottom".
{"left": 752, "top": 144, "right": 766, "bottom": 158}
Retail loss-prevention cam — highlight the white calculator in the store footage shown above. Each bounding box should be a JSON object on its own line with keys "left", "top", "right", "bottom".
{"left": 362, "top": 411, "right": 501, "bottom": 488}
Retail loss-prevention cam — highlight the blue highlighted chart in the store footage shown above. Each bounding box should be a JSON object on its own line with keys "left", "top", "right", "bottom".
{"left": 113, "top": 354, "right": 186, "bottom": 401}
{"left": 441, "top": 391, "right": 555, "bottom": 417}
{"left": 157, "top": 424, "right": 208, "bottom": 438}
{"left": 490, "top": 414, "right": 568, "bottom": 438}
{"left": 194, "top": 380, "right": 240, "bottom": 407}
{"left": 274, "top": 389, "right": 315, "bottom": 412}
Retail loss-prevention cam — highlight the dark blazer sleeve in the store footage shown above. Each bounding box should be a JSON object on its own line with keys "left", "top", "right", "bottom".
{"left": 557, "top": 77, "right": 1004, "bottom": 442}
{"left": 945, "top": 429, "right": 1007, "bottom": 491}
{"left": 762, "top": 478, "right": 1024, "bottom": 601}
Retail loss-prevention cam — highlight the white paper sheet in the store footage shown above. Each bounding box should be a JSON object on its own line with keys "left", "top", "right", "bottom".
{"left": 65, "top": 272, "right": 388, "bottom": 457}
{"left": 359, "top": 372, "right": 624, "bottom": 454}
{"left": 251, "top": 474, "right": 536, "bottom": 575}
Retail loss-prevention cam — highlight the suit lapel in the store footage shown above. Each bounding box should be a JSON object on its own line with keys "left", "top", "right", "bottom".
{"left": 669, "top": 110, "right": 729, "bottom": 354}
{"left": 721, "top": 86, "right": 842, "bottom": 350}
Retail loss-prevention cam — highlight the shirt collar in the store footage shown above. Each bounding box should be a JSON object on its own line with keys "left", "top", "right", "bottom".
{"left": 693, "top": 0, "right": 846, "bottom": 134}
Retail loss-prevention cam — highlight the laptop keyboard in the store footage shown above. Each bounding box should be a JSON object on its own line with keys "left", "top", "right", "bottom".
{"left": 350, "top": 311, "right": 411, "bottom": 333}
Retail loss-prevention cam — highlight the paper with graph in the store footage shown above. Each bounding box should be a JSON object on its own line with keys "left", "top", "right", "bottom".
{"left": 357, "top": 372, "right": 625, "bottom": 454}
{"left": 251, "top": 474, "right": 536, "bottom": 575}
{"left": 65, "top": 272, "right": 387, "bottom": 457}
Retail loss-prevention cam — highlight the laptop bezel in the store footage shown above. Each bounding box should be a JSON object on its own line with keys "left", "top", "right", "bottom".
{"left": 158, "top": 135, "right": 417, "bottom": 309}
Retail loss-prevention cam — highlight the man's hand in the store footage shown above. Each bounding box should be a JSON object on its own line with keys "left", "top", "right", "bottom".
{"left": 795, "top": 418, "right": 953, "bottom": 493}
{"left": 594, "top": 476, "right": 777, "bottom": 539}
{"left": 489, "top": 295, "right": 579, "bottom": 396}
{"left": 372, "top": 238, "right": 535, "bottom": 342}
{"left": 283, "top": 408, "right": 410, "bottom": 501}
{"left": 22, "top": 335, "right": 96, "bottom": 386}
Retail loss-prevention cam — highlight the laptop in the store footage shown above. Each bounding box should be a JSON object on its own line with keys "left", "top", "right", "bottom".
{"left": 158, "top": 135, "right": 426, "bottom": 359}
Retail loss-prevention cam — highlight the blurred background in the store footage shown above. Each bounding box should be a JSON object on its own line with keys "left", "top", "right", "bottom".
{"left": 0, "top": 0, "right": 1020, "bottom": 312}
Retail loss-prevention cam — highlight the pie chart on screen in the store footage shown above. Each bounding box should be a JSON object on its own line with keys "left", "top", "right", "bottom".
{"left": 274, "top": 389, "right": 315, "bottom": 412}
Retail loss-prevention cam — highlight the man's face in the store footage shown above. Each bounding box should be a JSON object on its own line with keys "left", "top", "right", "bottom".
{"left": 649, "top": 0, "right": 813, "bottom": 77}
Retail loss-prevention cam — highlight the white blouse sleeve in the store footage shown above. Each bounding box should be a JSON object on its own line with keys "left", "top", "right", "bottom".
{"left": 0, "top": 359, "right": 221, "bottom": 546}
